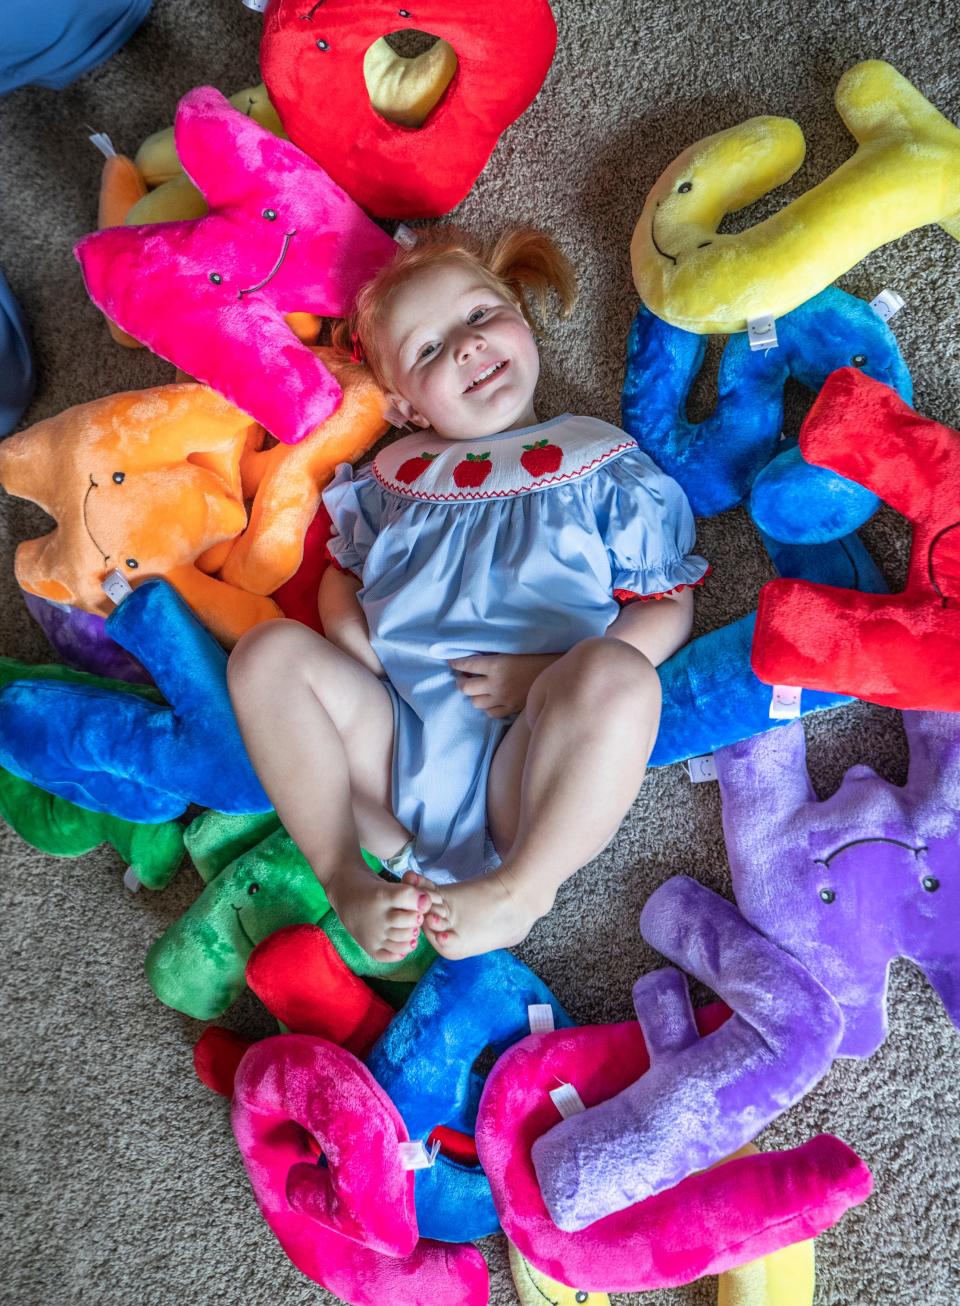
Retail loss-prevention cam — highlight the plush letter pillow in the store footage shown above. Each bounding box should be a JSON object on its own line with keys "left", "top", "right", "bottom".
{"left": 75, "top": 87, "right": 397, "bottom": 445}
{"left": 260, "top": 0, "right": 557, "bottom": 218}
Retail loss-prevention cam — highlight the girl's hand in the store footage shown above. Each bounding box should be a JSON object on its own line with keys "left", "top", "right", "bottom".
{"left": 449, "top": 653, "right": 561, "bottom": 719}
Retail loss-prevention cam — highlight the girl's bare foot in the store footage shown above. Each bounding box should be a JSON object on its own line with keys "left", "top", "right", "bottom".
{"left": 410, "top": 868, "right": 554, "bottom": 960}
{"left": 326, "top": 865, "right": 438, "bottom": 962}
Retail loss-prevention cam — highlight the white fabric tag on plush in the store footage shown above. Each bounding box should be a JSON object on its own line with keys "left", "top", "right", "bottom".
{"left": 769, "top": 685, "right": 802, "bottom": 719}
{"left": 869, "top": 289, "right": 905, "bottom": 323}
{"left": 747, "top": 314, "right": 778, "bottom": 351}
{"left": 102, "top": 569, "right": 134, "bottom": 605}
{"left": 399, "top": 1139, "right": 441, "bottom": 1170}
{"left": 549, "top": 1083, "right": 585, "bottom": 1120}
{"left": 393, "top": 223, "right": 417, "bottom": 248}
{"left": 685, "top": 753, "right": 718, "bottom": 783}
{"left": 88, "top": 131, "right": 116, "bottom": 159}
{"left": 122, "top": 866, "right": 142, "bottom": 893}
{"left": 528, "top": 1003, "right": 555, "bottom": 1034}
{"left": 241, "top": 0, "right": 269, "bottom": 12}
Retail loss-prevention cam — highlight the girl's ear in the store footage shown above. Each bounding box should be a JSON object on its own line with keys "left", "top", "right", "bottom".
{"left": 385, "top": 393, "right": 431, "bottom": 430}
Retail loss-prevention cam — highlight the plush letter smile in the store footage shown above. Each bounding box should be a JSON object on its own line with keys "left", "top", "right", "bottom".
{"left": 238, "top": 229, "right": 297, "bottom": 298}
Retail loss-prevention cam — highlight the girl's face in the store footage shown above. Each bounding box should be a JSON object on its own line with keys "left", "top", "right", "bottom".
{"left": 378, "top": 259, "right": 541, "bottom": 440}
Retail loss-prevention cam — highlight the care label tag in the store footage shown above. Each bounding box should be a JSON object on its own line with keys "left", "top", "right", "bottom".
{"left": 747, "top": 314, "right": 778, "bottom": 351}
{"left": 102, "top": 569, "right": 133, "bottom": 605}
{"left": 393, "top": 223, "right": 418, "bottom": 248}
{"left": 528, "top": 1003, "right": 555, "bottom": 1034}
{"left": 399, "top": 1139, "right": 441, "bottom": 1170}
{"left": 87, "top": 131, "right": 116, "bottom": 159}
{"left": 122, "top": 865, "right": 142, "bottom": 893}
{"left": 241, "top": 0, "right": 270, "bottom": 11}
{"left": 549, "top": 1083, "right": 585, "bottom": 1120}
{"left": 769, "top": 684, "right": 802, "bottom": 719}
{"left": 869, "top": 288, "right": 905, "bottom": 323}
{"left": 684, "top": 753, "right": 718, "bottom": 783}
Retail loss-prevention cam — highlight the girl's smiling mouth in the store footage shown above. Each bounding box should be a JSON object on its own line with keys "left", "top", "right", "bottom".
{"left": 464, "top": 359, "right": 509, "bottom": 393}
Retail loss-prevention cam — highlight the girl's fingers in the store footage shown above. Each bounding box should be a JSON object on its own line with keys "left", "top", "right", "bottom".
{"left": 457, "top": 675, "right": 490, "bottom": 697}
{"left": 449, "top": 655, "right": 497, "bottom": 674}
{"left": 470, "top": 694, "right": 502, "bottom": 711}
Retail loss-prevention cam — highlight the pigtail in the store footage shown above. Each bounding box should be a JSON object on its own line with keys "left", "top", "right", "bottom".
{"left": 488, "top": 227, "right": 578, "bottom": 329}
{"left": 329, "top": 314, "right": 357, "bottom": 360}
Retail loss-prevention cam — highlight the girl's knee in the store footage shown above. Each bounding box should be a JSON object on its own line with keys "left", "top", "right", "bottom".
{"left": 551, "top": 637, "right": 660, "bottom": 713}
{"left": 228, "top": 619, "right": 322, "bottom": 695}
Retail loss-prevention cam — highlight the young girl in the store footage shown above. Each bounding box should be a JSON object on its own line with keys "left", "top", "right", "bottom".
{"left": 228, "top": 226, "right": 707, "bottom": 962}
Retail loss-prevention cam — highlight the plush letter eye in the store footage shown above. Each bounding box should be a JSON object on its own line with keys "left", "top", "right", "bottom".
{"left": 576, "top": 1295, "right": 589, "bottom": 1303}
{"left": 678, "top": 181, "right": 693, "bottom": 193}
{"left": 124, "top": 558, "right": 139, "bottom": 570}
{"left": 851, "top": 353, "right": 868, "bottom": 367}
{"left": 248, "top": 882, "right": 260, "bottom": 896}
{"left": 112, "top": 471, "right": 125, "bottom": 484}
{"left": 316, "top": 37, "right": 329, "bottom": 50}
{"left": 922, "top": 875, "right": 940, "bottom": 892}
{"left": 209, "top": 272, "right": 222, "bottom": 285}
{"left": 819, "top": 887, "right": 836, "bottom": 904}
{"left": 262, "top": 208, "right": 277, "bottom": 221}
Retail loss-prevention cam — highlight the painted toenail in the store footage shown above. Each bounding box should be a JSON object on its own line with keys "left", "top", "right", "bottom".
{"left": 417, "top": 893, "right": 429, "bottom": 909}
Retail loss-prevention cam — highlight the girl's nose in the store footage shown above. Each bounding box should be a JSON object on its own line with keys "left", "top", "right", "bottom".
{"left": 456, "top": 333, "right": 485, "bottom": 365}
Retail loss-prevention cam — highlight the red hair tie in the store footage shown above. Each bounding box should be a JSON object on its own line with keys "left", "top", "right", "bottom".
{"left": 350, "top": 331, "right": 365, "bottom": 364}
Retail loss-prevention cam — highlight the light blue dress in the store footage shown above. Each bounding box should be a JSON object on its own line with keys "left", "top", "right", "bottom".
{"left": 322, "top": 414, "right": 707, "bottom": 884}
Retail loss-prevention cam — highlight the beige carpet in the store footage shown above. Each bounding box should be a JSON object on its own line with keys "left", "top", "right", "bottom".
{"left": 2, "top": 1, "right": 960, "bottom": 1302}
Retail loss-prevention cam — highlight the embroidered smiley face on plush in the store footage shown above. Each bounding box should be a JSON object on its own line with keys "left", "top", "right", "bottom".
{"left": 0, "top": 383, "right": 281, "bottom": 647}
{"left": 261, "top": 0, "right": 558, "bottom": 219}
{"left": 75, "top": 87, "right": 397, "bottom": 446}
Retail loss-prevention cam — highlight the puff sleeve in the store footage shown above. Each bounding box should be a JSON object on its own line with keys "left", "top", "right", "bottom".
{"left": 321, "top": 462, "right": 385, "bottom": 580}
{"left": 591, "top": 447, "right": 709, "bottom": 598}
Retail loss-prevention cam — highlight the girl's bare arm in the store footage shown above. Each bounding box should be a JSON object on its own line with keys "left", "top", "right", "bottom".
{"left": 603, "top": 587, "right": 694, "bottom": 666}
{"left": 318, "top": 565, "right": 385, "bottom": 677}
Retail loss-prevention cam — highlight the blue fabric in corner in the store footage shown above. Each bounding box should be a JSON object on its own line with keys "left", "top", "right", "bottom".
{"left": 0, "top": 269, "right": 35, "bottom": 436}
{"left": 0, "top": 0, "right": 151, "bottom": 94}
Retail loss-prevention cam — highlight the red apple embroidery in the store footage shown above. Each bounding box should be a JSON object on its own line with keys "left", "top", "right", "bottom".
{"left": 454, "top": 452, "right": 493, "bottom": 488}
{"left": 396, "top": 451, "right": 438, "bottom": 484}
{"left": 521, "top": 438, "right": 563, "bottom": 477}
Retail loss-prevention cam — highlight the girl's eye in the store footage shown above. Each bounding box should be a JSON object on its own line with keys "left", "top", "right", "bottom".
{"left": 418, "top": 343, "right": 439, "bottom": 361}
{"left": 467, "top": 308, "right": 487, "bottom": 324}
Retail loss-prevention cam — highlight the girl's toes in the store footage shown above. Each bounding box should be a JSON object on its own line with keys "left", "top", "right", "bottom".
{"left": 430, "top": 930, "right": 461, "bottom": 960}
{"left": 401, "top": 871, "right": 445, "bottom": 906}
{"left": 374, "top": 946, "right": 407, "bottom": 963}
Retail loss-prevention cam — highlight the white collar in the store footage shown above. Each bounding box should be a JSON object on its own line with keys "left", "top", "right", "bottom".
{"left": 372, "top": 415, "right": 633, "bottom": 502}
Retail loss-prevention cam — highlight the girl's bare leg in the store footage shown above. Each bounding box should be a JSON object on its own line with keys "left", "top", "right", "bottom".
{"left": 414, "top": 636, "right": 662, "bottom": 959}
{"left": 228, "top": 620, "right": 436, "bottom": 962}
